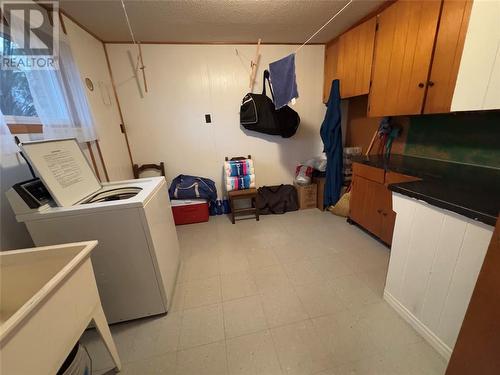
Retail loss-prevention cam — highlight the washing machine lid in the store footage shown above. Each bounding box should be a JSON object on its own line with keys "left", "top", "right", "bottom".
{"left": 20, "top": 138, "right": 102, "bottom": 207}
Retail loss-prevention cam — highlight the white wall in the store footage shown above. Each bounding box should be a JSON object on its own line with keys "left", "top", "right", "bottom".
{"left": 64, "top": 16, "right": 133, "bottom": 181}
{"left": 451, "top": 0, "right": 500, "bottom": 111}
{"left": 106, "top": 44, "right": 326, "bottom": 195}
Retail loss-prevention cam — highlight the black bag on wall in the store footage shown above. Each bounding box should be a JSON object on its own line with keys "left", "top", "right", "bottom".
{"left": 257, "top": 184, "right": 299, "bottom": 214}
{"left": 240, "top": 70, "right": 300, "bottom": 138}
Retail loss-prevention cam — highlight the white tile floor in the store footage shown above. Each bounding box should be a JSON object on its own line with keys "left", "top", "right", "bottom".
{"left": 81, "top": 209, "right": 447, "bottom": 375}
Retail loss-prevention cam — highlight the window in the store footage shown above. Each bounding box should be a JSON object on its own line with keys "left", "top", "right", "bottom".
{"left": 1, "top": 19, "right": 96, "bottom": 142}
{"left": 0, "top": 34, "right": 42, "bottom": 133}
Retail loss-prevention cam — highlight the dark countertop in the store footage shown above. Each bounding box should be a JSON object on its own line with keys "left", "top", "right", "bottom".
{"left": 351, "top": 154, "right": 500, "bottom": 226}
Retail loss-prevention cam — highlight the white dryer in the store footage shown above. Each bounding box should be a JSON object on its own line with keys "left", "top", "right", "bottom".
{"left": 7, "top": 139, "right": 180, "bottom": 324}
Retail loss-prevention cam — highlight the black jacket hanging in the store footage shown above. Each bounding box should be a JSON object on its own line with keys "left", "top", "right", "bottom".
{"left": 240, "top": 70, "right": 300, "bottom": 138}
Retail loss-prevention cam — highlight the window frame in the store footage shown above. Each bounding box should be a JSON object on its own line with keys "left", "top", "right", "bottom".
{"left": 5, "top": 115, "right": 43, "bottom": 134}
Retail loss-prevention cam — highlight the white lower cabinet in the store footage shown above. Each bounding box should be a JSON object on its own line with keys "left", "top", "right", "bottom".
{"left": 384, "top": 193, "right": 493, "bottom": 360}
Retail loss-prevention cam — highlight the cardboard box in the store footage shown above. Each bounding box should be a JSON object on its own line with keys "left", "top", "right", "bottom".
{"left": 294, "top": 183, "right": 317, "bottom": 210}
{"left": 313, "top": 177, "right": 326, "bottom": 211}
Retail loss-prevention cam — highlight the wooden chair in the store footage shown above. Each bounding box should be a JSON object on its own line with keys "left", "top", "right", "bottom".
{"left": 133, "top": 162, "right": 165, "bottom": 179}
{"left": 225, "top": 155, "right": 259, "bottom": 224}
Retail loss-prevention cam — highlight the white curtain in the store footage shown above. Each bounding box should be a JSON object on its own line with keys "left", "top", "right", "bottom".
{"left": 0, "top": 108, "right": 18, "bottom": 155}
{"left": 23, "top": 29, "right": 97, "bottom": 142}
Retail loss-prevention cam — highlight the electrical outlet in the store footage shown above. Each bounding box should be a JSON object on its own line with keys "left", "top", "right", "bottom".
{"left": 205, "top": 114, "right": 212, "bottom": 124}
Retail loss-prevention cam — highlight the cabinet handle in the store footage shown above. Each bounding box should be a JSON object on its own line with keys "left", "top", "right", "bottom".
{"left": 382, "top": 212, "right": 387, "bottom": 216}
{"left": 418, "top": 82, "right": 425, "bottom": 88}
{"left": 428, "top": 81, "right": 435, "bottom": 87}
{"left": 377, "top": 209, "right": 382, "bottom": 214}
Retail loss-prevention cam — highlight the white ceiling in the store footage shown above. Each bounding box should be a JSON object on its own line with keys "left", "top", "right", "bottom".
{"left": 60, "top": 0, "right": 385, "bottom": 43}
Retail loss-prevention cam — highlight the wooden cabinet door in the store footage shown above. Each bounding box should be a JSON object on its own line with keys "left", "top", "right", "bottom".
{"left": 363, "top": 178, "right": 383, "bottom": 237}
{"left": 424, "top": 0, "right": 472, "bottom": 114}
{"left": 368, "top": 0, "right": 441, "bottom": 117}
{"left": 353, "top": 18, "right": 377, "bottom": 97}
{"left": 380, "top": 210, "right": 397, "bottom": 245}
{"left": 340, "top": 17, "right": 377, "bottom": 98}
{"left": 351, "top": 168, "right": 420, "bottom": 245}
{"left": 350, "top": 175, "right": 382, "bottom": 237}
{"left": 349, "top": 174, "right": 368, "bottom": 224}
{"left": 375, "top": 182, "right": 396, "bottom": 245}
{"left": 323, "top": 38, "right": 340, "bottom": 103}
{"left": 323, "top": 17, "right": 376, "bottom": 101}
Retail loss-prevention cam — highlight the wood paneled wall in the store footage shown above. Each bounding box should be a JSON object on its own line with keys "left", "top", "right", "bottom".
{"left": 344, "top": 96, "right": 408, "bottom": 155}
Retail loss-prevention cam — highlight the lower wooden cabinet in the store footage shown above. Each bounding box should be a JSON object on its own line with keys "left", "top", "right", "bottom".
{"left": 350, "top": 175, "right": 393, "bottom": 244}
{"left": 349, "top": 163, "right": 419, "bottom": 245}
{"left": 379, "top": 208, "right": 396, "bottom": 245}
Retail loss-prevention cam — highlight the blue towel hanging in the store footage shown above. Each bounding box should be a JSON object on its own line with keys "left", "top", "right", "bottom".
{"left": 269, "top": 54, "right": 299, "bottom": 109}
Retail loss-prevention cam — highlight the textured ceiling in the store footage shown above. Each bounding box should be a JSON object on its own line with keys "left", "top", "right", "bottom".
{"left": 60, "top": 0, "right": 385, "bottom": 43}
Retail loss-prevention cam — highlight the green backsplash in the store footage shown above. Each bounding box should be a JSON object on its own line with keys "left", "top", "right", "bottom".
{"left": 404, "top": 111, "right": 500, "bottom": 168}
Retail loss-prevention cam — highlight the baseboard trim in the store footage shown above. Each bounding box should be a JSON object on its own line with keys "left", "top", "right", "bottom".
{"left": 384, "top": 290, "right": 452, "bottom": 361}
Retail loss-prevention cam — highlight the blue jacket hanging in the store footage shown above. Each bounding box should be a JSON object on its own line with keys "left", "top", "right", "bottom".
{"left": 320, "top": 80, "right": 343, "bottom": 208}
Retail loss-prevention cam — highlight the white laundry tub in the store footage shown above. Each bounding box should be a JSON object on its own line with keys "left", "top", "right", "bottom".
{"left": 0, "top": 241, "right": 121, "bottom": 375}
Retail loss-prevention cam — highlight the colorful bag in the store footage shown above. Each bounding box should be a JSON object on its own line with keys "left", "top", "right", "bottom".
{"left": 169, "top": 175, "right": 217, "bottom": 201}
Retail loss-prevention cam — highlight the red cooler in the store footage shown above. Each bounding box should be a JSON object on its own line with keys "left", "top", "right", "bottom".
{"left": 171, "top": 199, "right": 209, "bottom": 225}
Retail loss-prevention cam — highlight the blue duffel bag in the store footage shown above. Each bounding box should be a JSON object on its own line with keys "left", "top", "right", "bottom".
{"left": 169, "top": 175, "right": 217, "bottom": 201}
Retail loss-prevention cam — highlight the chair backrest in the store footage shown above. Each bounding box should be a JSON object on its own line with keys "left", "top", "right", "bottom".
{"left": 133, "top": 162, "right": 165, "bottom": 179}
{"left": 225, "top": 155, "right": 252, "bottom": 162}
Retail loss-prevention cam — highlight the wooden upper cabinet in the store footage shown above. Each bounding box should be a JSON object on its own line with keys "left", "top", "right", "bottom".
{"left": 368, "top": 0, "right": 442, "bottom": 117}
{"left": 424, "top": 0, "right": 473, "bottom": 114}
{"left": 323, "top": 17, "right": 376, "bottom": 102}
{"left": 323, "top": 39, "right": 339, "bottom": 103}
{"left": 349, "top": 17, "right": 377, "bottom": 98}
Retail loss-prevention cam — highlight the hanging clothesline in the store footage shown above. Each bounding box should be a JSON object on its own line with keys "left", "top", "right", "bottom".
{"left": 266, "top": 0, "right": 352, "bottom": 107}
{"left": 235, "top": 48, "right": 253, "bottom": 75}
{"left": 237, "top": 0, "right": 353, "bottom": 63}
{"left": 120, "top": 0, "right": 148, "bottom": 92}
{"left": 295, "top": 0, "right": 353, "bottom": 54}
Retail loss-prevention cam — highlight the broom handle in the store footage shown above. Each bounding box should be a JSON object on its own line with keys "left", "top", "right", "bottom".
{"left": 365, "top": 129, "right": 378, "bottom": 156}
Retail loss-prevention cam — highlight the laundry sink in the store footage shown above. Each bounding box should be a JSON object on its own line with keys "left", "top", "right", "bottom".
{"left": 0, "top": 241, "right": 121, "bottom": 375}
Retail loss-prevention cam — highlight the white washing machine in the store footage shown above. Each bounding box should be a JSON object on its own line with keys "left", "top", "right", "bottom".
{"left": 6, "top": 139, "right": 180, "bottom": 324}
